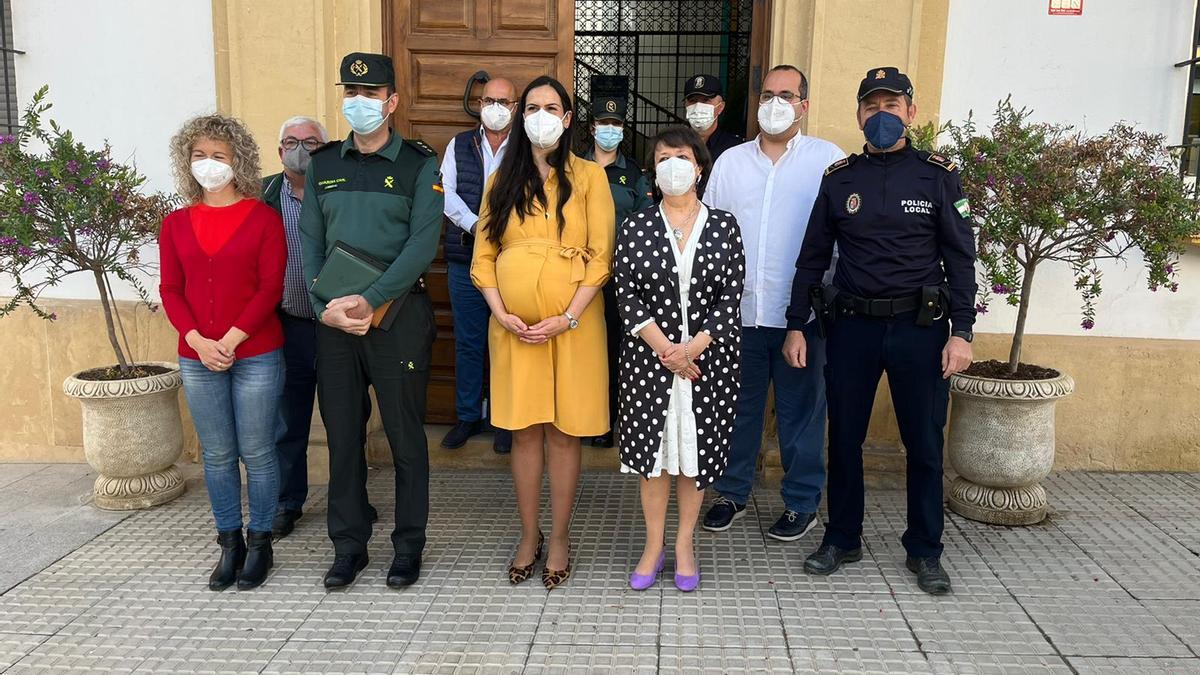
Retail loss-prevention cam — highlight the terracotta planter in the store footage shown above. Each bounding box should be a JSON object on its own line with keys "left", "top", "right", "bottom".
{"left": 945, "top": 370, "right": 1075, "bottom": 525}
{"left": 63, "top": 361, "right": 186, "bottom": 510}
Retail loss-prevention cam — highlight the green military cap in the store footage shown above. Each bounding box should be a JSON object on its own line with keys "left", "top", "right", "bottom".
{"left": 592, "top": 96, "right": 626, "bottom": 122}
{"left": 337, "top": 52, "right": 395, "bottom": 89}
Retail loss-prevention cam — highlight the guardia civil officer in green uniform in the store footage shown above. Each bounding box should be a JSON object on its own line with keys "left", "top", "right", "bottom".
{"left": 579, "top": 94, "right": 653, "bottom": 447}
{"left": 299, "top": 52, "right": 443, "bottom": 590}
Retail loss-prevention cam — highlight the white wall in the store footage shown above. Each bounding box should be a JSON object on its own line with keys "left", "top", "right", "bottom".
{"left": 7, "top": 0, "right": 217, "bottom": 301}
{"left": 941, "top": 0, "right": 1200, "bottom": 340}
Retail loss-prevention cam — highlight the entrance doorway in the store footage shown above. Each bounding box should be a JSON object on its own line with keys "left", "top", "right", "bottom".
{"left": 574, "top": 0, "right": 769, "bottom": 161}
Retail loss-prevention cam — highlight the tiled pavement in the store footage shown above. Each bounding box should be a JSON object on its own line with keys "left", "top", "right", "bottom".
{"left": 0, "top": 466, "right": 1199, "bottom": 674}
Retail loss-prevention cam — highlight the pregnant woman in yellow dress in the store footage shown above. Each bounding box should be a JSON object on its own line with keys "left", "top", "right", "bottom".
{"left": 471, "top": 76, "right": 615, "bottom": 589}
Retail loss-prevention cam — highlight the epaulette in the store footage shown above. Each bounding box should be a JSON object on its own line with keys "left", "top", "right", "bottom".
{"left": 823, "top": 154, "right": 857, "bottom": 176}
{"left": 310, "top": 140, "right": 340, "bottom": 155}
{"left": 405, "top": 138, "right": 436, "bottom": 157}
{"left": 924, "top": 152, "right": 957, "bottom": 172}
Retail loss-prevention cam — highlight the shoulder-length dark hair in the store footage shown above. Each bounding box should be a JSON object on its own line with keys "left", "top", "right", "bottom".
{"left": 482, "top": 76, "right": 576, "bottom": 244}
{"left": 648, "top": 125, "right": 713, "bottom": 200}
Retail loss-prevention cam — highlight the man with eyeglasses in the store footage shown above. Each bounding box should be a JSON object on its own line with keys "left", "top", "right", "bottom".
{"left": 701, "top": 65, "right": 845, "bottom": 543}
{"left": 438, "top": 76, "right": 518, "bottom": 455}
{"left": 682, "top": 73, "right": 744, "bottom": 162}
{"left": 263, "top": 117, "right": 348, "bottom": 538}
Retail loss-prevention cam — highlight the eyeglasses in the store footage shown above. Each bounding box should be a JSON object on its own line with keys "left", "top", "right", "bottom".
{"left": 759, "top": 92, "right": 805, "bottom": 104}
{"left": 480, "top": 97, "right": 516, "bottom": 107}
{"left": 281, "top": 137, "right": 323, "bottom": 151}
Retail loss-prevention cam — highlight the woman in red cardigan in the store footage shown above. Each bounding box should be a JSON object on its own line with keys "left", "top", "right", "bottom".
{"left": 161, "top": 114, "right": 286, "bottom": 591}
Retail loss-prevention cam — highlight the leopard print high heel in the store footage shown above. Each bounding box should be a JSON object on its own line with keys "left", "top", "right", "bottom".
{"left": 508, "top": 531, "right": 544, "bottom": 585}
{"left": 542, "top": 543, "right": 572, "bottom": 590}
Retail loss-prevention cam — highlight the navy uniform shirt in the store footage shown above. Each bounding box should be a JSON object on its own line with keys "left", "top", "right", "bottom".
{"left": 706, "top": 127, "right": 745, "bottom": 162}
{"left": 785, "top": 140, "right": 977, "bottom": 332}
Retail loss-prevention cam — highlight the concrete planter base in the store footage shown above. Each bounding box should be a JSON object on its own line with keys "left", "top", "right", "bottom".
{"left": 63, "top": 361, "right": 186, "bottom": 511}
{"left": 946, "top": 370, "right": 1075, "bottom": 525}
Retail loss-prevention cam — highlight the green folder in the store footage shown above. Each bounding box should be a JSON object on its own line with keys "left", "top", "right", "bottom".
{"left": 310, "top": 241, "right": 404, "bottom": 330}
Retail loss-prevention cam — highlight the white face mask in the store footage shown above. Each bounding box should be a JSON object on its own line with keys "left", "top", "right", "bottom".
{"left": 524, "top": 108, "right": 567, "bottom": 149}
{"left": 480, "top": 103, "right": 512, "bottom": 132}
{"left": 190, "top": 158, "right": 234, "bottom": 193}
{"left": 655, "top": 156, "right": 699, "bottom": 197}
{"left": 757, "top": 97, "right": 798, "bottom": 136}
{"left": 686, "top": 102, "right": 716, "bottom": 131}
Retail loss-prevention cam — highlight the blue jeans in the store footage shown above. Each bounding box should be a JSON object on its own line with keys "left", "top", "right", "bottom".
{"left": 713, "top": 324, "right": 827, "bottom": 513}
{"left": 180, "top": 350, "right": 284, "bottom": 532}
{"left": 447, "top": 260, "right": 490, "bottom": 422}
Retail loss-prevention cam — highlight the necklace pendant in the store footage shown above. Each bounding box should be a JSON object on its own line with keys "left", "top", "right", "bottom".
{"left": 672, "top": 228, "right": 684, "bottom": 240}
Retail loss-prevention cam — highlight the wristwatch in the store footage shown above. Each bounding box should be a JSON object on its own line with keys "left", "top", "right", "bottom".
{"left": 564, "top": 310, "right": 579, "bottom": 330}
{"left": 951, "top": 330, "right": 974, "bottom": 343}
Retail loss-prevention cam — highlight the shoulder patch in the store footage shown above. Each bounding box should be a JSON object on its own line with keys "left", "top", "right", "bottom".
{"left": 310, "top": 140, "right": 340, "bottom": 156}
{"left": 925, "top": 152, "right": 957, "bottom": 172}
{"left": 823, "top": 154, "right": 857, "bottom": 176}
{"left": 405, "top": 138, "right": 436, "bottom": 157}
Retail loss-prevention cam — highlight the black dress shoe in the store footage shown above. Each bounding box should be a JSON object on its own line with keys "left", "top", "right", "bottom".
{"left": 237, "top": 530, "right": 274, "bottom": 590}
{"left": 591, "top": 433, "right": 614, "bottom": 448}
{"left": 767, "top": 510, "right": 819, "bottom": 542}
{"left": 323, "top": 552, "right": 369, "bottom": 589}
{"left": 906, "top": 556, "right": 953, "bottom": 595}
{"left": 803, "top": 544, "right": 863, "bottom": 576}
{"left": 272, "top": 509, "right": 302, "bottom": 539}
{"left": 367, "top": 504, "right": 379, "bottom": 524}
{"left": 493, "top": 429, "right": 512, "bottom": 455}
{"left": 702, "top": 496, "right": 746, "bottom": 532}
{"left": 386, "top": 556, "right": 421, "bottom": 588}
{"left": 441, "top": 420, "right": 482, "bottom": 449}
{"left": 209, "top": 529, "right": 245, "bottom": 591}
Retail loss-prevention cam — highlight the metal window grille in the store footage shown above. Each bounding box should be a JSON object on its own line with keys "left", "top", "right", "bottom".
{"left": 1175, "top": 1, "right": 1200, "bottom": 196}
{"left": 0, "top": 0, "right": 18, "bottom": 135}
{"left": 574, "top": 0, "right": 754, "bottom": 162}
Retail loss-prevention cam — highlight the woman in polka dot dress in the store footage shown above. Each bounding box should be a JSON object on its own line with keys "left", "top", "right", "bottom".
{"left": 614, "top": 127, "right": 746, "bottom": 592}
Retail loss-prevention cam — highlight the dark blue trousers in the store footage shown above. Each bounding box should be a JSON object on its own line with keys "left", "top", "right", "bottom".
{"left": 447, "top": 261, "right": 490, "bottom": 423}
{"left": 822, "top": 311, "right": 950, "bottom": 558}
{"left": 275, "top": 312, "right": 318, "bottom": 513}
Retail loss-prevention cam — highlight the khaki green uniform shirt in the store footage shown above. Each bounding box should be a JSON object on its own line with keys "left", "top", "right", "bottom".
{"left": 299, "top": 131, "right": 444, "bottom": 316}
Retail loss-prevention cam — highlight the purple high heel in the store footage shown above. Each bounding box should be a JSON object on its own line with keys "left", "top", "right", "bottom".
{"left": 674, "top": 564, "right": 701, "bottom": 592}
{"left": 629, "top": 551, "right": 666, "bottom": 591}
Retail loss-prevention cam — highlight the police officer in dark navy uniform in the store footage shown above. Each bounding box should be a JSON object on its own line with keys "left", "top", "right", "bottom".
{"left": 579, "top": 94, "right": 654, "bottom": 447}
{"left": 782, "top": 67, "right": 976, "bottom": 595}
{"left": 682, "top": 73, "right": 744, "bottom": 162}
{"left": 299, "top": 52, "right": 443, "bottom": 590}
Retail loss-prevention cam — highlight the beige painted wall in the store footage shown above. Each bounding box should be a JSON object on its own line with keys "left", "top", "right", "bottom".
{"left": 2, "top": 299, "right": 1196, "bottom": 472}
{"left": 0, "top": 300, "right": 200, "bottom": 463}
{"left": 771, "top": 0, "right": 949, "bottom": 154}
{"left": 211, "top": 0, "right": 382, "bottom": 173}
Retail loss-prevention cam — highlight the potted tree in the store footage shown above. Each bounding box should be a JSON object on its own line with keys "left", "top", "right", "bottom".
{"left": 0, "top": 87, "right": 182, "bottom": 510}
{"left": 919, "top": 99, "right": 1200, "bottom": 525}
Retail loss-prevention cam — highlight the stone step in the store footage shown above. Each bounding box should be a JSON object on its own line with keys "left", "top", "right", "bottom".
{"left": 304, "top": 426, "right": 908, "bottom": 490}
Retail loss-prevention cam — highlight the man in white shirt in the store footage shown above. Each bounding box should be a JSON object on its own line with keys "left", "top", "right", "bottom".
{"left": 702, "top": 65, "right": 845, "bottom": 541}
{"left": 439, "top": 76, "right": 517, "bottom": 454}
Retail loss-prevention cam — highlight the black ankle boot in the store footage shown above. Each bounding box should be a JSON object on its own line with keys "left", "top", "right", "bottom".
{"left": 237, "top": 530, "right": 274, "bottom": 590}
{"left": 209, "top": 529, "right": 245, "bottom": 591}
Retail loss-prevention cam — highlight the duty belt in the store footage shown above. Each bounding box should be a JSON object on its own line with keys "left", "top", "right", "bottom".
{"left": 835, "top": 292, "right": 923, "bottom": 318}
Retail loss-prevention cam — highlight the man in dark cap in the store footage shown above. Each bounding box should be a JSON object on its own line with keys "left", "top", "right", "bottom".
{"left": 579, "top": 93, "right": 654, "bottom": 448}
{"left": 783, "top": 66, "right": 977, "bottom": 595}
{"left": 682, "top": 73, "right": 744, "bottom": 162}
{"left": 299, "top": 51, "right": 444, "bottom": 590}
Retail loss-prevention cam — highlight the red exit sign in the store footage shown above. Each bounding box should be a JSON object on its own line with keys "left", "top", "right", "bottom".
{"left": 1049, "top": 0, "right": 1083, "bottom": 15}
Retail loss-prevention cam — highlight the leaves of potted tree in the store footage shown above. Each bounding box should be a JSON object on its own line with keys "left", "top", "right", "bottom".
{"left": 917, "top": 98, "right": 1200, "bottom": 524}
{"left": 0, "top": 86, "right": 183, "bottom": 510}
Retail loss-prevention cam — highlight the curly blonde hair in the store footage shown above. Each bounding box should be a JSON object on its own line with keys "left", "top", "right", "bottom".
{"left": 169, "top": 114, "right": 262, "bottom": 204}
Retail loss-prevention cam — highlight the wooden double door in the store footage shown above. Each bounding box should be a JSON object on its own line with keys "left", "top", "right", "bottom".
{"left": 384, "top": 0, "right": 575, "bottom": 423}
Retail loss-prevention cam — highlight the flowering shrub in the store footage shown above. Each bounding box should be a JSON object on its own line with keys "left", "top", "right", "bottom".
{"left": 915, "top": 98, "right": 1200, "bottom": 374}
{"left": 0, "top": 86, "right": 175, "bottom": 376}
